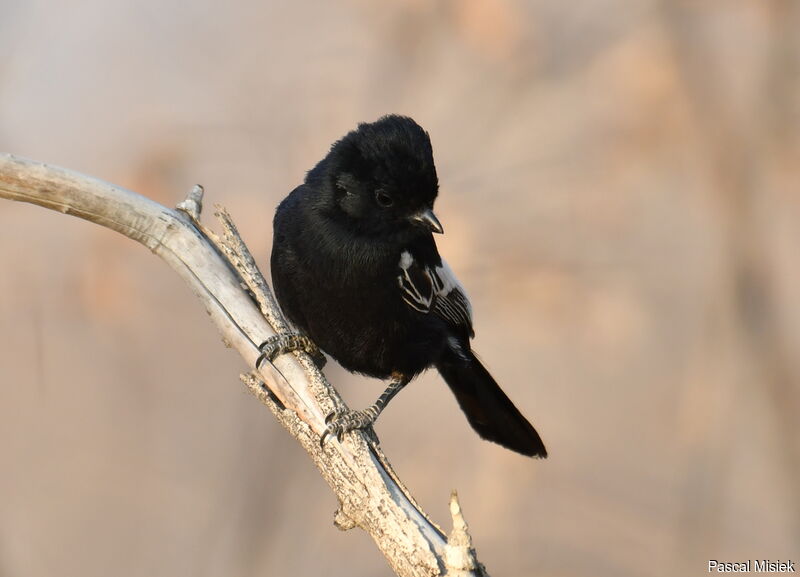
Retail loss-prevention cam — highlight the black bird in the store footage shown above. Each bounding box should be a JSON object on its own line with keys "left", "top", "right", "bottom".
{"left": 269, "top": 115, "right": 546, "bottom": 457}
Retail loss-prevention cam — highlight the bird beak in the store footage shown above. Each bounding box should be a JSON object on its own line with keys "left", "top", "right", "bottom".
{"left": 410, "top": 208, "right": 444, "bottom": 234}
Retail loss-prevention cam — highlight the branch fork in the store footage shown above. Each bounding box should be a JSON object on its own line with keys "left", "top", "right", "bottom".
{"left": 0, "top": 153, "right": 490, "bottom": 577}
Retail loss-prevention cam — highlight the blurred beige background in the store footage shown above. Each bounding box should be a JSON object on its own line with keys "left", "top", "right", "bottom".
{"left": 1, "top": 1, "right": 799, "bottom": 576}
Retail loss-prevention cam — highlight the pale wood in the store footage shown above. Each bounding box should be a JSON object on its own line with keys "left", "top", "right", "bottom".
{"left": 0, "top": 153, "right": 488, "bottom": 577}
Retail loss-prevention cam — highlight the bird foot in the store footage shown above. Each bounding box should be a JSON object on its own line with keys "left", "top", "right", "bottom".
{"left": 318, "top": 376, "right": 408, "bottom": 448}
{"left": 256, "top": 333, "right": 325, "bottom": 369}
{"left": 320, "top": 407, "right": 380, "bottom": 446}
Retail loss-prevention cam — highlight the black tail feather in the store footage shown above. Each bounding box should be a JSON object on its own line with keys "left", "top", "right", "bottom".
{"left": 437, "top": 351, "right": 547, "bottom": 458}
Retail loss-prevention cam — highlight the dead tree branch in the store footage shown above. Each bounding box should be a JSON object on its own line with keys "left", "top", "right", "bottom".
{"left": 0, "top": 153, "right": 489, "bottom": 577}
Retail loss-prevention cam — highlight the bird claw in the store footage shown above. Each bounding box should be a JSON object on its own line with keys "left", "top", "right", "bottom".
{"left": 319, "top": 428, "right": 335, "bottom": 448}
{"left": 256, "top": 333, "right": 324, "bottom": 368}
{"left": 319, "top": 408, "right": 377, "bottom": 448}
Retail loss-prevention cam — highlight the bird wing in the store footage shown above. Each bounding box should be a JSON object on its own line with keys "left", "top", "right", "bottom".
{"left": 397, "top": 250, "right": 474, "bottom": 338}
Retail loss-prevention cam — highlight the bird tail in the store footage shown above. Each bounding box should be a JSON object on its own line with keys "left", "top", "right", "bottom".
{"left": 437, "top": 350, "right": 547, "bottom": 458}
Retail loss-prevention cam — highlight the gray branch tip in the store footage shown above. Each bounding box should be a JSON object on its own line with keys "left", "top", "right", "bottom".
{"left": 177, "top": 184, "right": 205, "bottom": 221}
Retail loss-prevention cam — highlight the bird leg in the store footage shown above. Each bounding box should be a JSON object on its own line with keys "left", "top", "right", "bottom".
{"left": 256, "top": 333, "right": 325, "bottom": 369}
{"left": 321, "top": 375, "right": 409, "bottom": 446}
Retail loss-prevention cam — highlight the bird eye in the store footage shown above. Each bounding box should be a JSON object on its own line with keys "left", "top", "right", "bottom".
{"left": 375, "top": 190, "right": 394, "bottom": 208}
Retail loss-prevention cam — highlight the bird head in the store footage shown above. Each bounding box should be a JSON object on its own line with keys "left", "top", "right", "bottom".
{"left": 307, "top": 115, "right": 443, "bottom": 238}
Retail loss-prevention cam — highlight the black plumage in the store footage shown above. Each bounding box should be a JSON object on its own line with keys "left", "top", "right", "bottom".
{"left": 270, "top": 115, "right": 546, "bottom": 458}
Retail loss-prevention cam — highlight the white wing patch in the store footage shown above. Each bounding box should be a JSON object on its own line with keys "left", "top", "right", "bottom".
{"left": 398, "top": 250, "right": 433, "bottom": 312}
{"left": 398, "top": 251, "right": 474, "bottom": 335}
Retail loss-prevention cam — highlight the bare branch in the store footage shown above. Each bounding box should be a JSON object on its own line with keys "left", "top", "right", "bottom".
{"left": 0, "top": 153, "right": 490, "bottom": 577}
{"left": 444, "top": 491, "right": 485, "bottom": 576}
